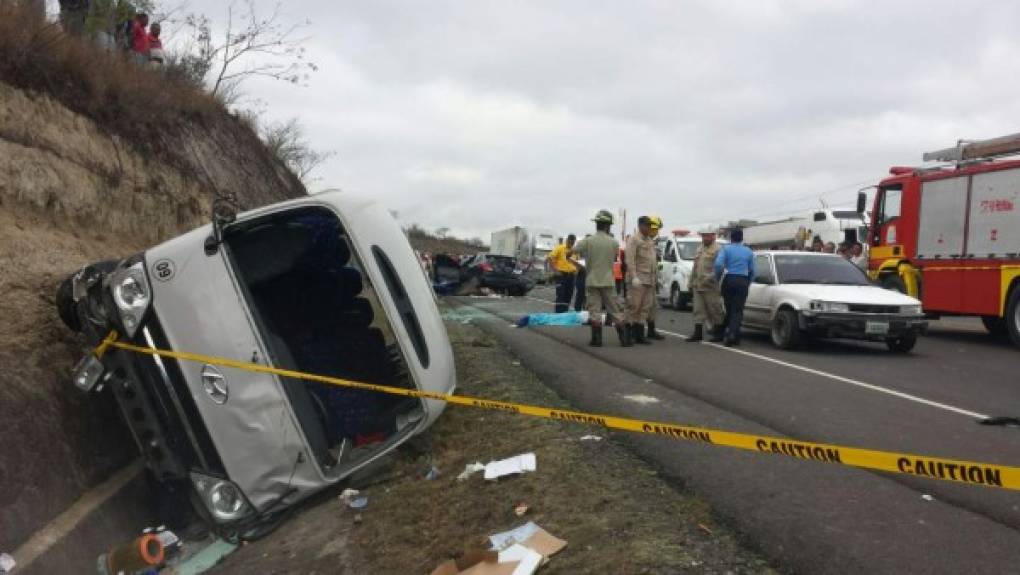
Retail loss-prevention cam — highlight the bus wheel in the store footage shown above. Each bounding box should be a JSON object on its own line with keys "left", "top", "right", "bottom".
{"left": 981, "top": 315, "right": 1008, "bottom": 338}
{"left": 881, "top": 274, "right": 907, "bottom": 294}
{"left": 1007, "top": 287, "right": 1020, "bottom": 348}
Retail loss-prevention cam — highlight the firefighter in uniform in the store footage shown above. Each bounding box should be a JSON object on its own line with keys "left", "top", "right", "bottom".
{"left": 624, "top": 216, "right": 658, "bottom": 344}
{"left": 572, "top": 210, "right": 630, "bottom": 347}
{"left": 645, "top": 215, "right": 666, "bottom": 340}
{"left": 687, "top": 226, "right": 725, "bottom": 342}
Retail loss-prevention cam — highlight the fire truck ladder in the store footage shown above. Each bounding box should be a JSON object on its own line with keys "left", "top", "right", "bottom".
{"left": 923, "top": 132, "right": 1020, "bottom": 163}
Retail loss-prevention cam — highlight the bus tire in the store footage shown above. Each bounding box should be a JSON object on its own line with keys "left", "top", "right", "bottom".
{"left": 1007, "top": 286, "right": 1020, "bottom": 349}
{"left": 881, "top": 274, "right": 907, "bottom": 294}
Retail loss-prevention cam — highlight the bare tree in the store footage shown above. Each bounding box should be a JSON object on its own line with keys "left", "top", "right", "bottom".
{"left": 435, "top": 227, "right": 450, "bottom": 239}
{"left": 260, "top": 117, "right": 334, "bottom": 183}
{"left": 181, "top": 0, "right": 317, "bottom": 98}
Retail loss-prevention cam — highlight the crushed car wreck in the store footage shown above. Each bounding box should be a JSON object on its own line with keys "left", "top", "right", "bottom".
{"left": 56, "top": 191, "right": 456, "bottom": 538}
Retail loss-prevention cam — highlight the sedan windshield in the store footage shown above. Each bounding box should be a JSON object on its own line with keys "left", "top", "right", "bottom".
{"left": 774, "top": 255, "right": 870, "bottom": 285}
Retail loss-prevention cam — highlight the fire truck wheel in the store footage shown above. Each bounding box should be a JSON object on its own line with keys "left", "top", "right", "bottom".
{"left": 881, "top": 274, "right": 907, "bottom": 294}
{"left": 1007, "top": 287, "right": 1020, "bottom": 348}
{"left": 885, "top": 332, "right": 917, "bottom": 353}
{"left": 981, "top": 315, "right": 1008, "bottom": 338}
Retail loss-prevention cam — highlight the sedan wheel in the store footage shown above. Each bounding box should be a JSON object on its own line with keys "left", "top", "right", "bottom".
{"left": 770, "top": 308, "right": 802, "bottom": 349}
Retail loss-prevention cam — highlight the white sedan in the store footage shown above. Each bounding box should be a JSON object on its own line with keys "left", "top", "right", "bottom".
{"left": 743, "top": 252, "right": 927, "bottom": 352}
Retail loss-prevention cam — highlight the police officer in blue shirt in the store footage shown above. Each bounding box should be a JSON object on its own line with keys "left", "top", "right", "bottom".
{"left": 713, "top": 228, "right": 755, "bottom": 347}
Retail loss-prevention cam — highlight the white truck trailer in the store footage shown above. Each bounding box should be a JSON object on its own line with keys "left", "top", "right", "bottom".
{"left": 490, "top": 227, "right": 558, "bottom": 281}
{"left": 742, "top": 209, "right": 868, "bottom": 250}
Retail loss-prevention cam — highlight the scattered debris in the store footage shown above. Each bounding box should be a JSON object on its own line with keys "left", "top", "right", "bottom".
{"left": 165, "top": 538, "right": 238, "bottom": 575}
{"left": 511, "top": 360, "right": 521, "bottom": 366}
{"left": 498, "top": 543, "right": 543, "bottom": 574}
{"left": 98, "top": 533, "right": 165, "bottom": 574}
{"left": 425, "top": 466, "right": 442, "bottom": 481}
{"left": 430, "top": 523, "right": 568, "bottom": 575}
{"left": 484, "top": 453, "right": 537, "bottom": 480}
{"left": 0, "top": 553, "right": 15, "bottom": 575}
{"left": 622, "top": 394, "right": 661, "bottom": 405}
{"left": 353, "top": 514, "right": 363, "bottom": 525}
{"left": 462, "top": 319, "right": 473, "bottom": 324}
{"left": 644, "top": 378, "right": 654, "bottom": 384}
{"left": 429, "top": 549, "right": 502, "bottom": 575}
{"left": 340, "top": 488, "right": 368, "bottom": 509}
{"left": 698, "top": 523, "right": 714, "bottom": 535}
{"left": 922, "top": 494, "right": 935, "bottom": 502}
{"left": 514, "top": 502, "right": 529, "bottom": 517}
{"left": 457, "top": 462, "right": 486, "bottom": 481}
{"left": 489, "top": 522, "right": 541, "bottom": 551}
{"left": 579, "top": 435, "right": 602, "bottom": 442}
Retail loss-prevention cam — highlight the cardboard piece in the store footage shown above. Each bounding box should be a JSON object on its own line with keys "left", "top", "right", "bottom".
{"left": 430, "top": 550, "right": 520, "bottom": 575}
{"left": 522, "top": 529, "right": 567, "bottom": 558}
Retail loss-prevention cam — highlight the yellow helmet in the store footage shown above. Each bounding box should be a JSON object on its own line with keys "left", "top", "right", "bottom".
{"left": 648, "top": 215, "right": 663, "bottom": 229}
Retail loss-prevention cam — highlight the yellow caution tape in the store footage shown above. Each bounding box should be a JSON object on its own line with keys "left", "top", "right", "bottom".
{"left": 98, "top": 333, "right": 1020, "bottom": 491}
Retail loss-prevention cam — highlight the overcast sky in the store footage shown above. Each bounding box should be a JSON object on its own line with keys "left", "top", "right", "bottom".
{"left": 175, "top": 0, "right": 1020, "bottom": 240}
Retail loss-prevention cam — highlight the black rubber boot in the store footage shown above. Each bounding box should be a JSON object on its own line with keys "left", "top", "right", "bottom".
{"left": 646, "top": 321, "right": 665, "bottom": 340}
{"left": 709, "top": 325, "right": 725, "bottom": 343}
{"left": 687, "top": 324, "right": 703, "bottom": 342}
{"left": 617, "top": 324, "right": 632, "bottom": 347}
{"left": 633, "top": 324, "right": 650, "bottom": 345}
{"left": 589, "top": 325, "right": 603, "bottom": 347}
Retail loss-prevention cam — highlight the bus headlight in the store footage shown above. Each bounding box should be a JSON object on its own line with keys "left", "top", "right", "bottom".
{"left": 191, "top": 472, "right": 252, "bottom": 523}
{"left": 109, "top": 262, "right": 151, "bottom": 337}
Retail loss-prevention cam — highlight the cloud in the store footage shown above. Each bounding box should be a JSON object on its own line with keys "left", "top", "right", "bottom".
{"left": 180, "top": 0, "right": 1020, "bottom": 240}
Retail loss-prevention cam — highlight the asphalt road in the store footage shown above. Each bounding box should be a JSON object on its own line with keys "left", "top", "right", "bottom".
{"left": 450, "top": 286, "right": 1020, "bottom": 574}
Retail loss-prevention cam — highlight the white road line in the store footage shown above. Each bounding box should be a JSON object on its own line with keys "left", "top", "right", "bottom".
{"left": 481, "top": 295, "right": 989, "bottom": 419}
{"left": 13, "top": 459, "right": 145, "bottom": 570}
{"left": 697, "top": 340, "right": 989, "bottom": 419}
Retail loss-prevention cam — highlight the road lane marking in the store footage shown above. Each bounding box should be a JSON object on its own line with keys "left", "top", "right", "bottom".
{"left": 623, "top": 394, "right": 661, "bottom": 405}
{"left": 13, "top": 459, "right": 145, "bottom": 570}
{"left": 696, "top": 340, "right": 988, "bottom": 419}
{"left": 497, "top": 296, "right": 989, "bottom": 420}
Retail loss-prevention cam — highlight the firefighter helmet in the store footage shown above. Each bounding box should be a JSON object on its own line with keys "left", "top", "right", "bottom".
{"left": 648, "top": 215, "right": 663, "bottom": 229}
{"left": 593, "top": 210, "right": 614, "bottom": 224}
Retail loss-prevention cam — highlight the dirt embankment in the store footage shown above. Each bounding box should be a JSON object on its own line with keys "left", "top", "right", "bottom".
{"left": 0, "top": 79, "right": 305, "bottom": 552}
{"left": 211, "top": 320, "right": 772, "bottom": 574}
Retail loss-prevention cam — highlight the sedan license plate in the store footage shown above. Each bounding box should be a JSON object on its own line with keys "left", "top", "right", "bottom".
{"left": 865, "top": 321, "right": 889, "bottom": 335}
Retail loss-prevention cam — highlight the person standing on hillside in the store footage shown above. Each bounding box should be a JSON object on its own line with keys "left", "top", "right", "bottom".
{"left": 624, "top": 216, "right": 657, "bottom": 345}
{"left": 549, "top": 235, "right": 578, "bottom": 313}
{"left": 687, "top": 227, "right": 724, "bottom": 342}
{"left": 148, "top": 21, "right": 164, "bottom": 64}
{"left": 573, "top": 211, "right": 630, "bottom": 347}
{"left": 129, "top": 12, "right": 149, "bottom": 64}
{"left": 714, "top": 228, "right": 755, "bottom": 347}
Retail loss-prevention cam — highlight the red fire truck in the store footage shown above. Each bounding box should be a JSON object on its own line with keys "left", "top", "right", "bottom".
{"left": 860, "top": 132, "right": 1020, "bottom": 347}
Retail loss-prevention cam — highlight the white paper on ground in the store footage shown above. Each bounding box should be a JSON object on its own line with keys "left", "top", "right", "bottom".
{"left": 484, "top": 453, "right": 537, "bottom": 480}
{"left": 457, "top": 462, "right": 486, "bottom": 481}
{"left": 489, "top": 522, "right": 541, "bottom": 551}
{"left": 498, "top": 544, "right": 543, "bottom": 575}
